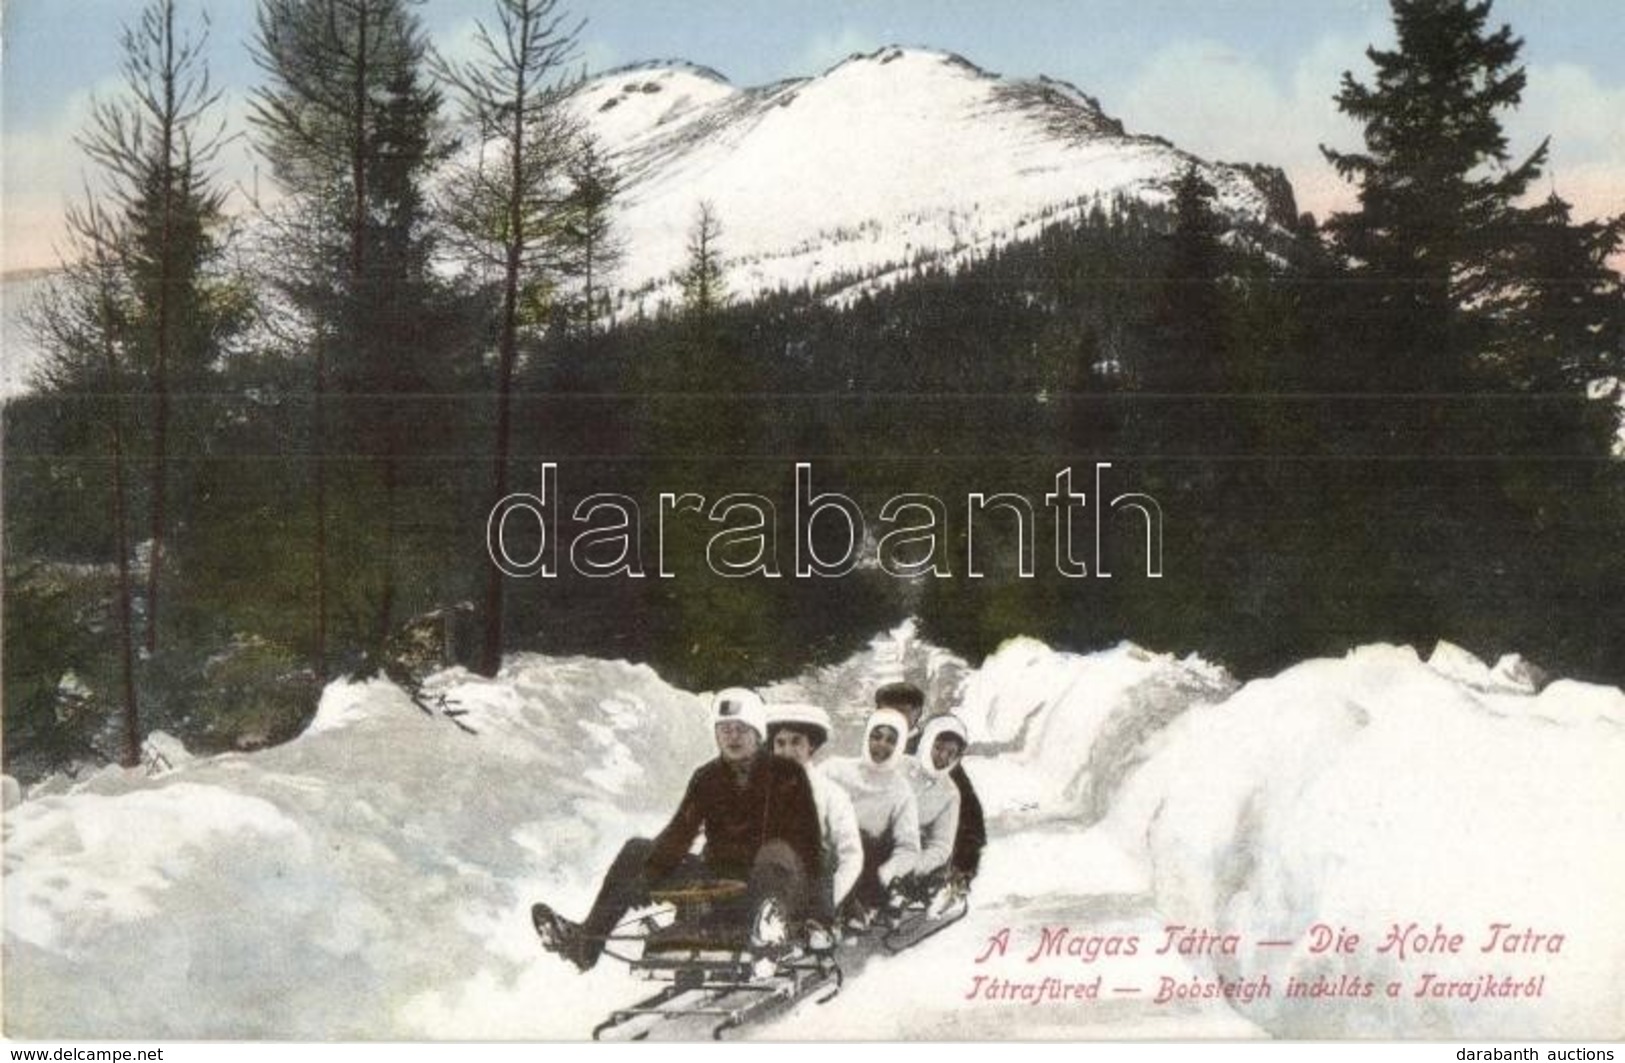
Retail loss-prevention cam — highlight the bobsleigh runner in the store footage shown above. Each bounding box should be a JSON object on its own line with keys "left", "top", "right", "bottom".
{"left": 532, "top": 879, "right": 970, "bottom": 1040}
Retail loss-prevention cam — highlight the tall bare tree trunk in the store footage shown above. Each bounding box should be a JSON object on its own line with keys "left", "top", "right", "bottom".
{"left": 92, "top": 240, "right": 143, "bottom": 767}
{"left": 479, "top": 34, "right": 530, "bottom": 677}
{"left": 314, "top": 328, "right": 330, "bottom": 685}
{"left": 144, "top": 0, "right": 179, "bottom": 654}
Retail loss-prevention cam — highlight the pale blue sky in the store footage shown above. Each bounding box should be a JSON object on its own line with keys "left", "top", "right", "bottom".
{"left": 5, "top": 0, "right": 1622, "bottom": 271}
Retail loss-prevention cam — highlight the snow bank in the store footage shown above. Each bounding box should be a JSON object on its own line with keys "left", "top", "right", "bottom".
{"left": 1103, "top": 644, "right": 1625, "bottom": 1038}
{"left": 956, "top": 637, "right": 1236, "bottom": 823}
{"left": 5, "top": 634, "right": 1621, "bottom": 1040}
{"left": 4, "top": 657, "right": 711, "bottom": 1038}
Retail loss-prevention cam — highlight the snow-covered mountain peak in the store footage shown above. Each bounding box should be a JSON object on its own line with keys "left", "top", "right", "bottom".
{"left": 810, "top": 44, "right": 1002, "bottom": 90}
{"left": 573, "top": 61, "right": 740, "bottom": 146}
{"left": 811, "top": 45, "right": 1122, "bottom": 136}
{"left": 568, "top": 44, "right": 1290, "bottom": 312}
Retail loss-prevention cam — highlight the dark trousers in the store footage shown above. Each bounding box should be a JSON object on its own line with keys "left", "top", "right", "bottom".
{"left": 579, "top": 837, "right": 808, "bottom": 962}
{"left": 847, "top": 833, "right": 897, "bottom": 911}
{"left": 811, "top": 862, "right": 838, "bottom": 925}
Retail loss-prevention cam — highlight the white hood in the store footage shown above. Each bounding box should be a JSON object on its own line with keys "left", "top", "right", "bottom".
{"left": 862, "top": 709, "right": 912, "bottom": 771}
{"left": 916, "top": 714, "right": 969, "bottom": 778}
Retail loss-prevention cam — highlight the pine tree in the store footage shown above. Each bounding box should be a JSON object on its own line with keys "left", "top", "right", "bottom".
{"left": 563, "top": 138, "right": 625, "bottom": 346}
{"left": 1317, "top": 0, "right": 1625, "bottom": 679}
{"left": 1322, "top": 0, "right": 1548, "bottom": 391}
{"left": 1498, "top": 195, "right": 1624, "bottom": 394}
{"left": 24, "top": 203, "right": 146, "bottom": 767}
{"left": 1146, "top": 164, "right": 1227, "bottom": 393}
{"left": 77, "top": 0, "right": 234, "bottom": 656}
{"left": 680, "top": 200, "right": 727, "bottom": 326}
{"left": 250, "top": 0, "right": 451, "bottom": 670}
{"left": 435, "top": 0, "right": 602, "bottom": 676}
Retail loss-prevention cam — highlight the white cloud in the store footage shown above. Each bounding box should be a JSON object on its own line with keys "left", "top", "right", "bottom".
{"left": 579, "top": 40, "right": 622, "bottom": 78}
{"left": 795, "top": 27, "right": 882, "bottom": 79}
{"left": 1109, "top": 27, "right": 1624, "bottom": 230}
{"left": 1111, "top": 31, "right": 1376, "bottom": 224}
{"left": 1510, "top": 62, "right": 1625, "bottom": 212}
{"left": 434, "top": 15, "right": 613, "bottom": 86}
{"left": 214, "top": 91, "right": 278, "bottom": 214}
{"left": 3, "top": 79, "right": 121, "bottom": 273}
{"left": 3, "top": 76, "right": 275, "bottom": 275}
{"left": 428, "top": 14, "right": 490, "bottom": 73}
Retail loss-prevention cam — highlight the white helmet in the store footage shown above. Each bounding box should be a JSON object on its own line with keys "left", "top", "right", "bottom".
{"left": 710, "top": 687, "right": 767, "bottom": 741}
{"left": 764, "top": 702, "right": 833, "bottom": 750}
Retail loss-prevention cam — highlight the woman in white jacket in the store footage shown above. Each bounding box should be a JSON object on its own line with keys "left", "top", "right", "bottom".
{"left": 765, "top": 702, "right": 863, "bottom": 940}
{"left": 904, "top": 714, "right": 964, "bottom": 881}
{"left": 823, "top": 708, "right": 921, "bottom": 926}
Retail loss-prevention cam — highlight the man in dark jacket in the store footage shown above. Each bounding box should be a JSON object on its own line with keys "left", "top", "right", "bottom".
{"left": 533, "top": 688, "right": 822, "bottom": 972}
{"left": 875, "top": 680, "right": 986, "bottom": 890}
{"left": 876, "top": 680, "right": 928, "bottom": 754}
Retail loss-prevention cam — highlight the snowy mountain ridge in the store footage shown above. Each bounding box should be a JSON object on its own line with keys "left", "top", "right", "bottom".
{"left": 566, "top": 45, "right": 1294, "bottom": 313}
{"left": 3, "top": 46, "right": 1291, "bottom": 397}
